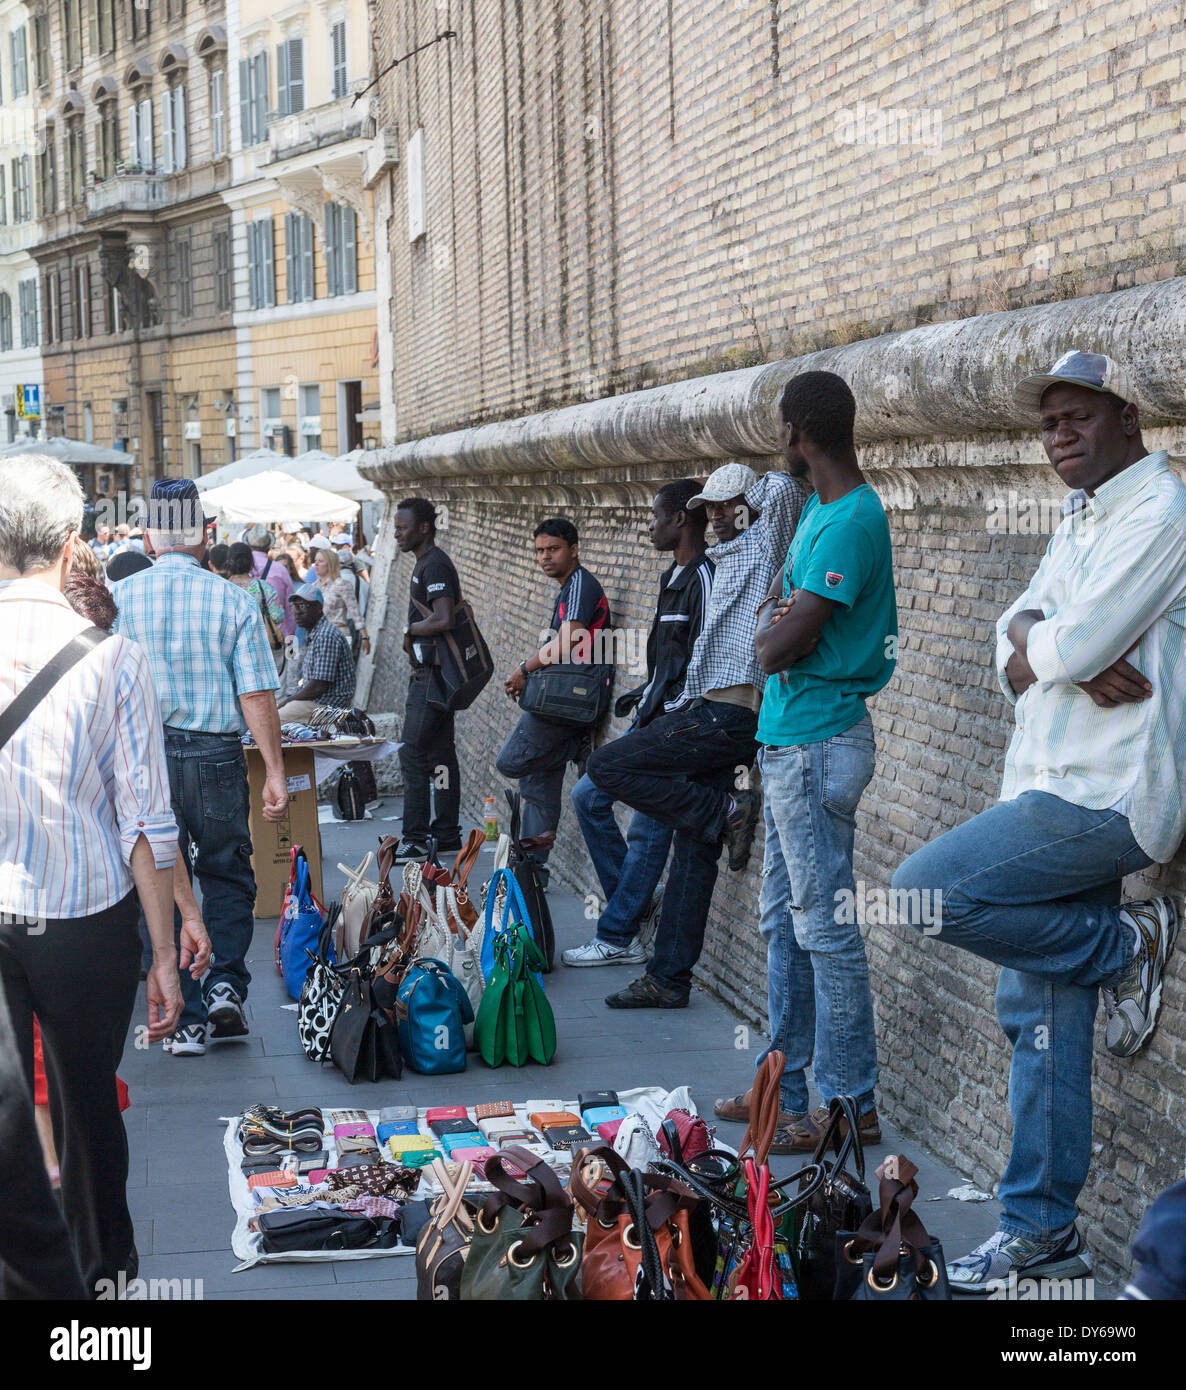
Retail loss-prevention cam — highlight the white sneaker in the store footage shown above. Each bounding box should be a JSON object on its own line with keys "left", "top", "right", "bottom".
{"left": 164, "top": 1024, "right": 207, "bottom": 1056}
{"left": 561, "top": 937, "right": 648, "bottom": 968}
{"left": 635, "top": 883, "right": 665, "bottom": 953}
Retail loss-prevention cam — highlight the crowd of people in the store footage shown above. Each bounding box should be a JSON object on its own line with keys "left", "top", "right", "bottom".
{"left": 1, "top": 352, "right": 1183, "bottom": 1300}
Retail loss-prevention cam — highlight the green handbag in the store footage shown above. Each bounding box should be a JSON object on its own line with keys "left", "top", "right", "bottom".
{"left": 474, "top": 922, "right": 557, "bottom": 1067}
{"left": 459, "top": 1147, "right": 583, "bottom": 1301}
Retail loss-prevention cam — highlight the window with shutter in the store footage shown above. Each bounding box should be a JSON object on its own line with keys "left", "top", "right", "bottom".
{"left": 12, "top": 27, "right": 29, "bottom": 97}
{"left": 253, "top": 51, "right": 268, "bottom": 143}
{"left": 287, "top": 38, "right": 304, "bottom": 114}
{"left": 174, "top": 85, "right": 186, "bottom": 169}
{"left": 0, "top": 294, "right": 11, "bottom": 353}
{"left": 332, "top": 21, "right": 347, "bottom": 99}
{"left": 342, "top": 206, "right": 356, "bottom": 294}
{"left": 276, "top": 41, "right": 289, "bottom": 117}
{"left": 324, "top": 202, "right": 339, "bottom": 298}
{"left": 211, "top": 68, "right": 225, "bottom": 158}
{"left": 0, "top": 167, "right": 7, "bottom": 226}
{"left": 138, "top": 97, "right": 153, "bottom": 169}
{"left": 261, "top": 217, "right": 275, "bottom": 307}
{"left": 161, "top": 90, "right": 174, "bottom": 174}
{"left": 238, "top": 58, "right": 252, "bottom": 145}
{"left": 87, "top": 0, "right": 98, "bottom": 56}
{"left": 301, "top": 216, "right": 314, "bottom": 302}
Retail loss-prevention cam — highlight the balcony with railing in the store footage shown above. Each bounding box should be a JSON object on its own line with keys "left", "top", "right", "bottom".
{"left": 85, "top": 174, "right": 167, "bottom": 217}
{"left": 266, "top": 93, "right": 376, "bottom": 165}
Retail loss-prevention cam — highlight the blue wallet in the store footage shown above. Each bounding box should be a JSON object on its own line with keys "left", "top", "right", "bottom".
{"left": 377, "top": 1120, "right": 420, "bottom": 1144}
{"left": 581, "top": 1105, "right": 628, "bottom": 1129}
{"left": 440, "top": 1131, "right": 486, "bottom": 1155}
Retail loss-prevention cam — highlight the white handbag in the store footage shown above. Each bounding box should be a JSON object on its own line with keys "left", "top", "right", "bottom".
{"left": 335, "top": 852, "right": 378, "bottom": 959}
{"left": 403, "top": 861, "right": 484, "bottom": 1045}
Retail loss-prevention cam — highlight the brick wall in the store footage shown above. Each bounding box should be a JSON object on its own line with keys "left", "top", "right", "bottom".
{"left": 372, "top": 0, "right": 1186, "bottom": 442}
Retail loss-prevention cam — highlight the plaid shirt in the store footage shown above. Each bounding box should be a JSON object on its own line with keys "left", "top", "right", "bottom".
{"left": 679, "top": 470, "right": 809, "bottom": 705}
{"left": 301, "top": 617, "right": 356, "bottom": 706}
{"left": 113, "top": 553, "right": 279, "bottom": 734}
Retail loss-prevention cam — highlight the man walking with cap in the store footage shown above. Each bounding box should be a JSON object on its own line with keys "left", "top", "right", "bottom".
{"left": 894, "top": 350, "right": 1186, "bottom": 1292}
{"left": 586, "top": 459, "right": 806, "bottom": 1008}
{"left": 113, "top": 479, "right": 289, "bottom": 1057}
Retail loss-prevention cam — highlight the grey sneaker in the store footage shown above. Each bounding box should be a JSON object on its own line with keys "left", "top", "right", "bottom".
{"left": 635, "top": 883, "right": 664, "bottom": 954}
{"left": 163, "top": 1024, "right": 207, "bottom": 1057}
{"left": 947, "top": 1223, "right": 1092, "bottom": 1296}
{"left": 1101, "top": 897, "right": 1179, "bottom": 1058}
{"left": 562, "top": 937, "right": 648, "bottom": 968}
{"left": 206, "top": 983, "right": 249, "bottom": 1040}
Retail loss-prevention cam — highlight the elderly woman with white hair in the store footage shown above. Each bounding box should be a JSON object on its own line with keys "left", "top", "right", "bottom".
{"left": 0, "top": 455, "right": 187, "bottom": 1296}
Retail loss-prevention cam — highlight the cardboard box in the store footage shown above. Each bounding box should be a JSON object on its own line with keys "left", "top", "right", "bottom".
{"left": 246, "top": 746, "right": 324, "bottom": 917}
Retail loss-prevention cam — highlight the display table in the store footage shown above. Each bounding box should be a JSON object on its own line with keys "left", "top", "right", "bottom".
{"left": 245, "top": 737, "right": 397, "bottom": 917}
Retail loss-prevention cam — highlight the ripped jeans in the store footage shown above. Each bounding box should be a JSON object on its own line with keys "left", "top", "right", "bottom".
{"left": 754, "top": 716, "right": 878, "bottom": 1117}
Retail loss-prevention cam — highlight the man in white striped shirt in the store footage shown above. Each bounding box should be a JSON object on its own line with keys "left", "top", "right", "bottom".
{"left": 894, "top": 351, "right": 1184, "bottom": 1294}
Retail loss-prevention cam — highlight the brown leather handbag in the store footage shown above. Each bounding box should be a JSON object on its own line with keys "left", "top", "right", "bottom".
{"left": 436, "top": 829, "right": 486, "bottom": 933}
{"left": 571, "top": 1145, "right": 711, "bottom": 1301}
{"left": 415, "top": 1159, "right": 478, "bottom": 1302}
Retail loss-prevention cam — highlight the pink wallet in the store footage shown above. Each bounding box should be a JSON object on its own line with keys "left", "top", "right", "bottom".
{"left": 448, "top": 1146, "right": 496, "bottom": 1165}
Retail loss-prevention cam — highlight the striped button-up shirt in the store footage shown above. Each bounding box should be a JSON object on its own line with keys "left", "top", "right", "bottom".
{"left": 679, "top": 470, "right": 808, "bottom": 705}
{"left": 0, "top": 580, "right": 178, "bottom": 919}
{"left": 113, "top": 552, "right": 279, "bottom": 734}
{"left": 995, "top": 450, "right": 1186, "bottom": 862}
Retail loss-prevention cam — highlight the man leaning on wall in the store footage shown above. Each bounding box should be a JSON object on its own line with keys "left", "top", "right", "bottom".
{"left": 894, "top": 351, "right": 1186, "bottom": 1294}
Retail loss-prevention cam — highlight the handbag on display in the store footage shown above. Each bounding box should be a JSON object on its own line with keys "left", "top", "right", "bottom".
{"left": 411, "top": 595, "right": 494, "bottom": 713}
{"left": 473, "top": 923, "right": 556, "bottom": 1068}
{"left": 328, "top": 968, "right": 404, "bottom": 1084}
{"left": 335, "top": 765, "right": 365, "bottom": 820}
{"left": 795, "top": 1093, "right": 874, "bottom": 1301}
{"left": 505, "top": 789, "right": 556, "bottom": 971}
{"left": 416, "top": 1159, "right": 478, "bottom": 1300}
{"left": 459, "top": 1148, "right": 582, "bottom": 1301}
{"left": 658, "top": 1109, "right": 713, "bottom": 1165}
{"left": 364, "top": 836, "right": 416, "bottom": 942}
{"left": 436, "top": 829, "right": 486, "bottom": 935}
{"left": 570, "top": 1146, "right": 712, "bottom": 1301}
{"left": 478, "top": 864, "right": 547, "bottom": 981}
{"left": 257, "top": 1208, "right": 399, "bottom": 1254}
{"left": 518, "top": 660, "right": 613, "bottom": 728}
{"left": 335, "top": 852, "right": 378, "bottom": 959}
{"left": 835, "top": 1154, "right": 952, "bottom": 1301}
{"left": 394, "top": 958, "right": 473, "bottom": 1075}
{"left": 297, "top": 905, "right": 346, "bottom": 1063}
{"left": 276, "top": 848, "right": 329, "bottom": 1001}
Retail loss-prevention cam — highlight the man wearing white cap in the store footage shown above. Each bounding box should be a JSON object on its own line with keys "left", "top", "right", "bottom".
{"left": 587, "top": 458, "right": 807, "bottom": 1008}
{"left": 895, "top": 350, "right": 1186, "bottom": 1293}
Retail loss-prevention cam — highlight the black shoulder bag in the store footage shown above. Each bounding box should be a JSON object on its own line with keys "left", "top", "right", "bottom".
{"left": 505, "top": 788, "right": 556, "bottom": 971}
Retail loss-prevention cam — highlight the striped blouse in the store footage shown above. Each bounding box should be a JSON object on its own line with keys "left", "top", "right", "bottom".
{"left": 995, "top": 450, "right": 1186, "bottom": 863}
{"left": 0, "top": 579, "right": 178, "bottom": 920}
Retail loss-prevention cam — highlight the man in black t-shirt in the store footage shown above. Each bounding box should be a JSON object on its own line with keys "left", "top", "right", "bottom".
{"left": 497, "top": 517, "right": 611, "bottom": 884}
{"left": 393, "top": 497, "right": 463, "bottom": 861}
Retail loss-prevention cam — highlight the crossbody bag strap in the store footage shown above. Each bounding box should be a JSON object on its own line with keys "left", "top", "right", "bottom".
{"left": 0, "top": 626, "right": 110, "bottom": 753}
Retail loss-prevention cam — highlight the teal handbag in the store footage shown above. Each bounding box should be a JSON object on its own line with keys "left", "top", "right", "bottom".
{"left": 395, "top": 958, "right": 473, "bottom": 1074}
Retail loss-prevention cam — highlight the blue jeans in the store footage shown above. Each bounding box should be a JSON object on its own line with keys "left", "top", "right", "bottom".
{"left": 571, "top": 773, "right": 672, "bottom": 945}
{"left": 495, "top": 711, "right": 585, "bottom": 869}
{"left": 891, "top": 791, "right": 1151, "bottom": 1237}
{"left": 756, "top": 716, "right": 878, "bottom": 1117}
{"left": 164, "top": 728, "right": 257, "bottom": 1030}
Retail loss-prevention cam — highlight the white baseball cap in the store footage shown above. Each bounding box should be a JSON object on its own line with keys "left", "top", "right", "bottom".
{"left": 1014, "top": 350, "right": 1138, "bottom": 413}
{"left": 687, "top": 462, "right": 759, "bottom": 509}
{"left": 308, "top": 535, "right": 334, "bottom": 552}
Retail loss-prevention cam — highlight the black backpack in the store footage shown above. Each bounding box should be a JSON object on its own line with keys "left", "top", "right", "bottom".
{"left": 336, "top": 765, "right": 365, "bottom": 821}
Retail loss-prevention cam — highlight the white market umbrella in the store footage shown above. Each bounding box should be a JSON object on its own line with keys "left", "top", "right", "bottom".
{"left": 282, "top": 449, "right": 338, "bottom": 480}
{"left": 0, "top": 435, "right": 135, "bottom": 466}
{"left": 195, "top": 448, "right": 277, "bottom": 491}
{"left": 302, "top": 449, "right": 384, "bottom": 502}
{"left": 200, "top": 470, "right": 360, "bottom": 524}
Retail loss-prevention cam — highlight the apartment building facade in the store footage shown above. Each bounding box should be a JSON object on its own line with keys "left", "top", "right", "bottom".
{"left": 1, "top": 0, "right": 381, "bottom": 504}
{"left": 0, "top": 0, "right": 45, "bottom": 444}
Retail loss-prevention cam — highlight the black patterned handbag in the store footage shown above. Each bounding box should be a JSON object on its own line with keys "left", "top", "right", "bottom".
{"left": 794, "top": 1095, "right": 874, "bottom": 1300}
{"left": 297, "top": 906, "right": 344, "bottom": 1063}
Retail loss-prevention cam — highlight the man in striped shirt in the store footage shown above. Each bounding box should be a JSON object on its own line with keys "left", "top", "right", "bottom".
{"left": 114, "top": 479, "right": 288, "bottom": 1058}
{"left": 894, "top": 351, "right": 1184, "bottom": 1294}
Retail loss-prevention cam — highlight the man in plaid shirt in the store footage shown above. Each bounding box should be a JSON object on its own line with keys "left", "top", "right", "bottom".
{"left": 278, "top": 586, "right": 356, "bottom": 721}
{"left": 587, "top": 460, "right": 807, "bottom": 1008}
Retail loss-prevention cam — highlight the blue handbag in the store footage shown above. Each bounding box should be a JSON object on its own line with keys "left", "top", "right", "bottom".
{"left": 395, "top": 958, "right": 473, "bottom": 1074}
{"left": 279, "top": 854, "right": 330, "bottom": 1001}
{"left": 480, "top": 867, "right": 543, "bottom": 980}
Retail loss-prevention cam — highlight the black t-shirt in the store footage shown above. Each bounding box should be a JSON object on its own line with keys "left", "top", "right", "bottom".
{"left": 550, "top": 565, "right": 609, "bottom": 661}
{"left": 408, "top": 544, "right": 461, "bottom": 666}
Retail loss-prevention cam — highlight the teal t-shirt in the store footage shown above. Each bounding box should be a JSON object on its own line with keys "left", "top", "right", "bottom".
{"left": 756, "top": 483, "right": 897, "bottom": 747}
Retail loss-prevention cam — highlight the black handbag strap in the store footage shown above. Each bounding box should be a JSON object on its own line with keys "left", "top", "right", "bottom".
{"left": 504, "top": 787, "right": 522, "bottom": 844}
{"left": 0, "top": 626, "right": 110, "bottom": 753}
{"left": 811, "top": 1094, "right": 866, "bottom": 1182}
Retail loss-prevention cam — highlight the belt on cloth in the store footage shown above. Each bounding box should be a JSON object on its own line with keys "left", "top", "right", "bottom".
{"left": 163, "top": 725, "right": 241, "bottom": 739}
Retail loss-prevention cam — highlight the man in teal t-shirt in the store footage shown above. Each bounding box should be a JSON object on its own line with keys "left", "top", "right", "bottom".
{"left": 714, "top": 370, "right": 897, "bottom": 1152}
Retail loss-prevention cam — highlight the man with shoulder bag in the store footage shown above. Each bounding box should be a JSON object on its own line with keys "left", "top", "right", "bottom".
{"left": 496, "top": 518, "right": 612, "bottom": 890}
{"left": 393, "top": 498, "right": 465, "bottom": 863}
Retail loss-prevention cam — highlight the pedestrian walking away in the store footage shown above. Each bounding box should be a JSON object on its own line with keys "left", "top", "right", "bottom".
{"left": 566, "top": 479, "right": 715, "bottom": 969}
{"left": 496, "top": 518, "right": 611, "bottom": 888}
{"left": 393, "top": 496, "right": 463, "bottom": 862}
{"left": 586, "top": 461, "right": 807, "bottom": 1008}
{"left": 893, "top": 350, "right": 1186, "bottom": 1293}
{"left": 112, "top": 478, "right": 290, "bottom": 1059}
{"left": 714, "top": 370, "right": 897, "bottom": 1151}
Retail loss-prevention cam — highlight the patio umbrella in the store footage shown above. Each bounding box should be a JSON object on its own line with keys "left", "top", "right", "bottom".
{"left": 199, "top": 470, "right": 359, "bottom": 524}
{"left": 194, "top": 448, "right": 277, "bottom": 491}
{"left": 281, "top": 449, "right": 338, "bottom": 480}
{"left": 0, "top": 435, "right": 135, "bottom": 466}
{"left": 301, "top": 449, "right": 384, "bottom": 502}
